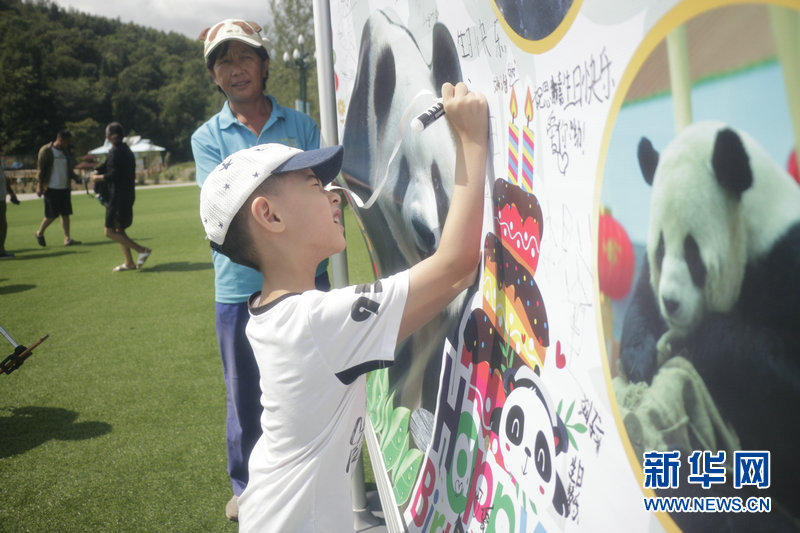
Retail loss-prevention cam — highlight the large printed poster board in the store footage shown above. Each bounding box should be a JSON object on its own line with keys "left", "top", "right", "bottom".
{"left": 327, "top": 0, "right": 800, "bottom": 530}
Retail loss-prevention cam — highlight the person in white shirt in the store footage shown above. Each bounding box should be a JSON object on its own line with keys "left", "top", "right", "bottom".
{"left": 199, "top": 82, "right": 488, "bottom": 531}
{"left": 34, "top": 129, "right": 82, "bottom": 247}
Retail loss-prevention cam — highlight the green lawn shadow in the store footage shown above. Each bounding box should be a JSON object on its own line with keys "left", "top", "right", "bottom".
{"left": 8, "top": 240, "right": 115, "bottom": 260}
{"left": 0, "top": 284, "right": 36, "bottom": 295}
{"left": 139, "top": 261, "right": 212, "bottom": 273}
{"left": 0, "top": 406, "right": 112, "bottom": 459}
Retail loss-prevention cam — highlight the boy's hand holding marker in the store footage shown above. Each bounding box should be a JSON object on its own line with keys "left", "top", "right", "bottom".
{"left": 399, "top": 82, "right": 489, "bottom": 341}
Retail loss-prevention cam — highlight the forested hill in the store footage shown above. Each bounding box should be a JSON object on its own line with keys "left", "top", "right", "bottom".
{"left": 0, "top": 0, "right": 224, "bottom": 161}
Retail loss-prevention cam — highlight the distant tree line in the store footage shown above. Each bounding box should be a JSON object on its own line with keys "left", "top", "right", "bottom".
{"left": 0, "top": 0, "right": 319, "bottom": 164}
{"left": 263, "top": 0, "right": 321, "bottom": 129}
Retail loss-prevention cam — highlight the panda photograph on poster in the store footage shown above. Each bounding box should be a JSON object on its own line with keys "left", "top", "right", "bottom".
{"left": 328, "top": 0, "right": 799, "bottom": 531}
{"left": 603, "top": 2, "right": 800, "bottom": 531}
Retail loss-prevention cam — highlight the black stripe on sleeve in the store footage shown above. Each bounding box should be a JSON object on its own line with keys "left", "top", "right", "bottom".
{"left": 335, "top": 359, "right": 394, "bottom": 385}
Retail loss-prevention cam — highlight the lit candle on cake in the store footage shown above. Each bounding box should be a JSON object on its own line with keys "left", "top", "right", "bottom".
{"left": 522, "top": 88, "right": 534, "bottom": 193}
{"left": 508, "top": 86, "right": 519, "bottom": 185}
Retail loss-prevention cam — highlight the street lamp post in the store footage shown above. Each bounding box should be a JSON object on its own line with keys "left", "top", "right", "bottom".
{"left": 283, "top": 34, "right": 313, "bottom": 114}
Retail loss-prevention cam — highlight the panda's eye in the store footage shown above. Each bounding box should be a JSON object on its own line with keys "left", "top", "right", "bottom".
{"left": 431, "top": 164, "right": 442, "bottom": 191}
{"left": 684, "top": 235, "right": 707, "bottom": 288}
{"left": 534, "top": 431, "right": 552, "bottom": 482}
{"left": 506, "top": 405, "right": 524, "bottom": 446}
{"left": 393, "top": 156, "right": 410, "bottom": 202}
{"left": 655, "top": 233, "right": 665, "bottom": 271}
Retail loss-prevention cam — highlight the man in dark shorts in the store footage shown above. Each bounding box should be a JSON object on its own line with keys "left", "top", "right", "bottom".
{"left": 34, "top": 129, "right": 82, "bottom": 246}
{"left": 92, "top": 122, "right": 150, "bottom": 272}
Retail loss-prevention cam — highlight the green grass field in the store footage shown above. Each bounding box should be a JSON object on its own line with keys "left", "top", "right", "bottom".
{"left": 0, "top": 185, "right": 376, "bottom": 531}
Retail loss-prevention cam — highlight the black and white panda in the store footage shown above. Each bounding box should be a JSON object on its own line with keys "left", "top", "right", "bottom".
{"left": 340, "top": 10, "right": 467, "bottom": 411}
{"left": 619, "top": 120, "right": 800, "bottom": 516}
{"left": 342, "top": 9, "right": 461, "bottom": 272}
{"left": 491, "top": 365, "right": 570, "bottom": 518}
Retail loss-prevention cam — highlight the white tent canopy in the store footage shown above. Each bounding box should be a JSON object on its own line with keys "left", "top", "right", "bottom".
{"left": 88, "top": 136, "right": 166, "bottom": 155}
{"left": 130, "top": 139, "right": 166, "bottom": 153}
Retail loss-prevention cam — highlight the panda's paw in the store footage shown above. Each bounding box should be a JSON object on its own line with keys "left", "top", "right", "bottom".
{"left": 619, "top": 336, "right": 660, "bottom": 383}
{"left": 656, "top": 332, "right": 676, "bottom": 366}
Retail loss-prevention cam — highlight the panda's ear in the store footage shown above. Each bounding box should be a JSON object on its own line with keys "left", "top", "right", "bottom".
{"left": 502, "top": 367, "right": 516, "bottom": 393}
{"left": 490, "top": 406, "right": 502, "bottom": 434}
{"left": 373, "top": 46, "right": 396, "bottom": 138}
{"left": 431, "top": 23, "right": 462, "bottom": 93}
{"left": 637, "top": 137, "right": 659, "bottom": 186}
{"left": 341, "top": 20, "right": 375, "bottom": 185}
{"left": 712, "top": 128, "right": 753, "bottom": 200}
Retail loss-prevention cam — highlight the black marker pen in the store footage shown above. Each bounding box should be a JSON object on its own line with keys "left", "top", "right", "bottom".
{"left": 411, "top": 99, "right": 445, "bottom": 133}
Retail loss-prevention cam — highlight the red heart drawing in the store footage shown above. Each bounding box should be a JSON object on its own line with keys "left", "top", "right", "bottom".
{"left": 556, "top": 340, "right": 566, "bottom": 369}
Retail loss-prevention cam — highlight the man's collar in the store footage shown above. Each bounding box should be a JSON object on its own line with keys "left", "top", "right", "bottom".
{"left": 219, "top": 95, "right": 283, "bottom": 131}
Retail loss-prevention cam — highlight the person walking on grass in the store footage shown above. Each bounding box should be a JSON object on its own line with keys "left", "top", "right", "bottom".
{"left": 191, "top": 18, "right": 321, "bottom": 521}
{"left": 34, "top": 129, "right": 82, "bottom": 247}
{"left": 1, "top": 158, "right": 20, "bottom": 259}
{"left": 91, "top": 122, "right": 151, "bottom": 272}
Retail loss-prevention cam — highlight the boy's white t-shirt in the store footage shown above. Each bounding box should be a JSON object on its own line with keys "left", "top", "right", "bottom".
{"left": 238, "top": 270, "right": 409, "bottom": 532}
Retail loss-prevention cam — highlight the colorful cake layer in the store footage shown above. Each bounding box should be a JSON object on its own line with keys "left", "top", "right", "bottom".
{"left": 493, "top": 179, "right": 543, "bottom": 276}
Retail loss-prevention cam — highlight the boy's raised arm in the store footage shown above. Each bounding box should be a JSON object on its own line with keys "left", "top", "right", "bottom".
{"left": 398, "top": 82, "right": 489, "bottom": 342}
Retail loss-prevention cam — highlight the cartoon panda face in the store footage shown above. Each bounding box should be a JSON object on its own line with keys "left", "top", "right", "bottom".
{"left": 493, "top": 366, "right": 570, "bottom": 517}
{"left": 641, "top": 123, "right": 751, "bottom": 336}
{"left": 498, "top": 380, "right": 557, "bottom": 502}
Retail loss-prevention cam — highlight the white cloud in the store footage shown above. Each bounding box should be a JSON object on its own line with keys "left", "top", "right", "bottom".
{"left": 51, "top": 0, "right": 272, "bottom": 39}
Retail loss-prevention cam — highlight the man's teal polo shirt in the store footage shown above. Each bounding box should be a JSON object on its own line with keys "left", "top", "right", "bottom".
{"left": 192, "top": 95, "right": 321, "bottom": 303}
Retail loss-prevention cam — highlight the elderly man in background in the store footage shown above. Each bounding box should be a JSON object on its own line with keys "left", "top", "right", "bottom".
{"left": 191, "top": 18, "right": 323, "bottom": 522}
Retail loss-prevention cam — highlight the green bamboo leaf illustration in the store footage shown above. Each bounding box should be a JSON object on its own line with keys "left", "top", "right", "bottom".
{"left": 374, "top": 390, "right": 395, "bottom": 436}
{"left": 381, "top": 406, "right": 410, "bottom": 473}
{"left": 392, "top": 448, "right": 424, "bottom": 505}
{"left": 567, "top": 429, "right": 578, "bottom": 451}
{"left": 565, "top": 401, "right": 574, "bottom": 424}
